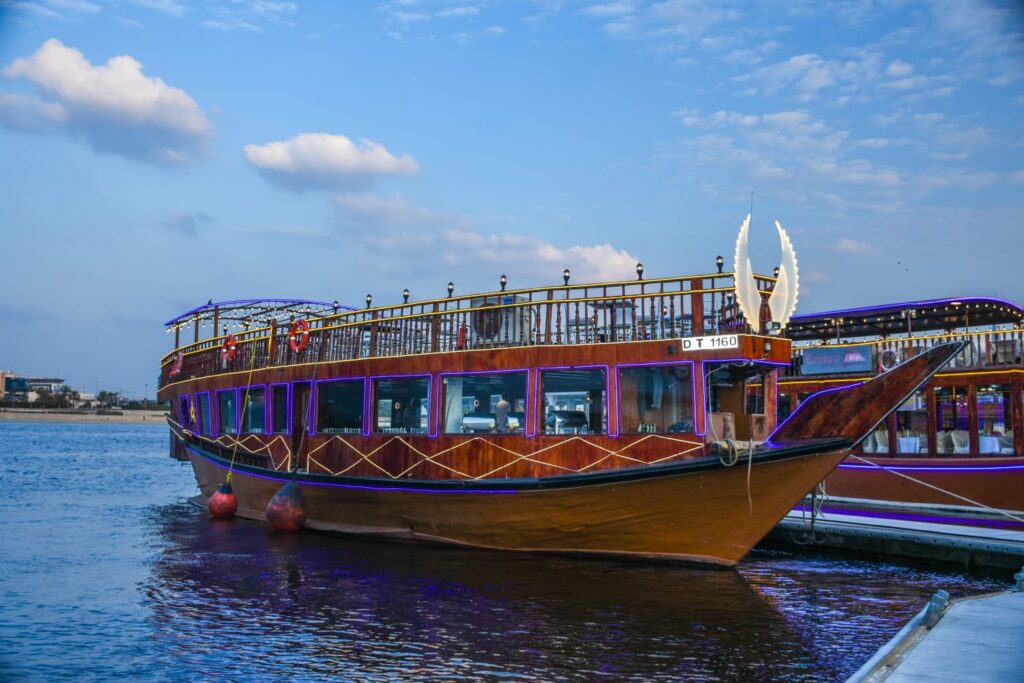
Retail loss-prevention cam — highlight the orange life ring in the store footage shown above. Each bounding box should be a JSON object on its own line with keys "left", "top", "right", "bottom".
{"left": 289, "top": 319, "right": 309, "bottom": 353}
{"left": 221, "top": 335, "right": 237, "bottom": 364}
{"left": 168, "top": 351, "right": 184, "bottom": 378}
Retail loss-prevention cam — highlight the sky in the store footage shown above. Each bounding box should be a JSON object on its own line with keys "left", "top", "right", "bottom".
{"left": 0, "top": 0, "right": 1022, "bottom": 397}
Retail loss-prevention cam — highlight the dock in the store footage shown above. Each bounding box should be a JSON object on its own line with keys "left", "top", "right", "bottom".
{"left": 767, "top": 506, "right": 1024, "bottom": 569}
{"left": 847, "top": 587, "right": 1024, "bottom": 682}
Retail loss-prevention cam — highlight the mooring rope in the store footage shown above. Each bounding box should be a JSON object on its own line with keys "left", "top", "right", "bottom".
{"left": 847, "top": 453, "right": 1024, "bottom": 523}
{"left": 225, "top": 329, "right": 263, "bottom": 484}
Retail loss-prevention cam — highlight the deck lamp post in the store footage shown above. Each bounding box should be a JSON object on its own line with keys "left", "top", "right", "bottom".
{"left": 773, "top": 266, "right": 780, "bottom": 278}
{"left": 403, "top": 288, "right": 410, "bottom": 304}
{"left": 563, "top": 268, "right": 571, "bottom": 286}
{"left": 366, "top": 294, "right": 373, "bottom": 308}
{"left": 332, "top": 300, "right": 340, "bottom": 313}
{"left": 447, "top": 282, "right": 455, "bottom": 298}
{"left": 636, "top": 263, "right": 644, "bottom": 280}
{"left": 716, "top": 255, "right": 724, "bottom": 274}
{"left": 500, "top": 274, "right": 507, "bottom": 292}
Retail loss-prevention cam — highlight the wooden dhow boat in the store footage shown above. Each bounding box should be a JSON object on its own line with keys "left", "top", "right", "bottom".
{"left": 779, "top": 297, "right": 1024, "bottom": 516}
{"left": 156, "top": 217, "right": 963, "bottom": 566}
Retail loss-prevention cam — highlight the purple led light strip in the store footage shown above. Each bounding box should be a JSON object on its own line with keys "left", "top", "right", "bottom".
{"left": 369, "top": 373, "right": 434, "bottom": 436}
{"left": 435, "top": 368, "right": 532, "bottom": 437}
{"left": 185, "top": 443, "right": 518, "bottom": 494}
{"left": 789, "top": 296, "right": 1023, "bottom": 323}
{"left": 837, "top": 462, "right": 1024, "bottom": 472}
{"left": 766, "top": 382, "right": 862, "bottom": 441}
{"left": 533, "top": 364, "right": 614, "bottom": 437}
{"left": 164, "top": 297, "right": 352, "bottom": 327}
{"left": 312, "top": 377, "right": 365, "bottom": 436}
{"left": 615, "top": 360, "right": 696, "bottom": 437}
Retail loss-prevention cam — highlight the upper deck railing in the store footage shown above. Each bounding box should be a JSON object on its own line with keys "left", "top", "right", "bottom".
{"left": 159, "top": 272, "right": 777, "bottom": 388}
{"left": 783, "top": 327, "right": 1024, "bottom": 379}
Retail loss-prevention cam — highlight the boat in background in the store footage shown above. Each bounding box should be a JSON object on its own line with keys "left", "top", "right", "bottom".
{"left": 779, "top": 297, "right": 1024, "bottom": 515}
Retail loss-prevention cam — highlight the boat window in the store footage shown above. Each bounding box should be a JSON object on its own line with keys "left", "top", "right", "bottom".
{"left": 178, "top": 395, "right": 191, "bottom": 430}
{"left": 240, "top": 386, "right": 266, "bottom": 433}
{"left": 618, "top": 364, "right": 693, "bottom": 434}
{"left": 540, "top": 368, "right": 606, "bottom": 434}
{"left": 270, "top": 384, "right": 288, "bottom": 433}
{"left": 441, "top": 372, "right": 527, "bottom": 434}
{"left": 317, "top": 379, "right": 364, "bottom": 433}
{"left": 936, "top": 385, "right": 969, "bottom": 454}
{"left": 777, "top": 393, "right": 793, "bottom": 423}
{"left": 373, "top": 376, "right": 430, "bottom": 434}
{"left": 197, "top": 392, "right": 212, "bottom": 435}
{"left": 745, "top": 382, "right": 765, "bottom": 416}
{"left": 977, "top": 385, "right": 1012, "bottom": 454}
{"left": 895, "top": 389, "right": 928, "bottom": 454}
{"left": 217, "top": 389, "right": 237, "bottom": 435}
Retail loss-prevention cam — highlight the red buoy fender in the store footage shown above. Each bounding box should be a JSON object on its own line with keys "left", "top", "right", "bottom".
{"left": 208, "top": 481, "right": 238, "bottom": 518}
{"left": 289, "top": 319, "right": 309, "bottom": 353}
{"left": 266, "top": 481, "right": 307, "bottom": 532}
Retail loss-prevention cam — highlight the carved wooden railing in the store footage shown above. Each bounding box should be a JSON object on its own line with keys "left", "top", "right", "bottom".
{"left": 783, "top": 327, "right": 1024, "bottom": 378}
{"left": 160, "top": 273, "right": 778, "bottom": 387}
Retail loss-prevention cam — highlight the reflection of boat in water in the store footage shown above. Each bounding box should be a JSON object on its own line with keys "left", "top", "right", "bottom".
{"left": 779, "top": 298, "right": 1024, "bottom": 515}
{"left": 156, "top": 218, "right": 962, "bottom": 566}
{"left": 146, "top": 502, "right": 817, "bottom": 681}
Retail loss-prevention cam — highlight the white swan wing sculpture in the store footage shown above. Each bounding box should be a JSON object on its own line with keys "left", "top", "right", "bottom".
{"left": 767, "top": 220, "right": 799, "bottom": 330}
{"left": 732, "top": 215, "right": 800, "bottom": 333}
{"left": 732, "top": 213, "right": 762, "bottom": 329}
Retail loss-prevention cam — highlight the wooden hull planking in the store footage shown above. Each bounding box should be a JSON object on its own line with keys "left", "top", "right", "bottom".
{"left": 823, "top": 456, "right": 1024, "bottom": 514}
{"left": 187, "top": 443, "right": 850, "bottom": 566}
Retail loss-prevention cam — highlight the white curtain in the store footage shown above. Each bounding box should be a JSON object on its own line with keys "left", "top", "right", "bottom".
{"left": 444, "top": 377, "right": 463, "bottom": 433}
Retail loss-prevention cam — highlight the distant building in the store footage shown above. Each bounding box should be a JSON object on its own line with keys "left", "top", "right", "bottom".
{"left": 26, "top": 377, "right": 66, "bottom": 393}
{"left": 2, "top": 372, "right": 27, "bottom": 401}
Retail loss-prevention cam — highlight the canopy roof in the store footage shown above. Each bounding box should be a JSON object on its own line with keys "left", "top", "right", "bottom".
{"left": 787, "top": 296, "right": 1024, "bottom": 341}
{"left": 164, "top": 298, "right": 354, "bottom": 328}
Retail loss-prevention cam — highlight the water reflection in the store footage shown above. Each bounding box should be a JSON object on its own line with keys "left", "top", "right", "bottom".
{"left": 144, "top": 502, "right": 997, "bottom": 682}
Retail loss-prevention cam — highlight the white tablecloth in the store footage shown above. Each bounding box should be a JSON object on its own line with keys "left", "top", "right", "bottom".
{"left": 898, "top": 436, "right": 920, "bottom": 454}
{"left": 978, "top": 436, "right": 1000, "bottom": 454}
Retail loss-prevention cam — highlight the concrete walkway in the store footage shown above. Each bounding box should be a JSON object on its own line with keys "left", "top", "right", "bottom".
{"left": 868, "top": 591, "right": 1024, "bottom": 682}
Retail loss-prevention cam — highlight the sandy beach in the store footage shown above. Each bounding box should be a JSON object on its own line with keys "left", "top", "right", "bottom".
{"left": 0, "top": 409, "right": 168, "bottom": 424}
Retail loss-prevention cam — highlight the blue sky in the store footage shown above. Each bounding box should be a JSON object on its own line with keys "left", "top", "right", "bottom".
{"left": 1, "top": 0, "right": 1022, "bottom": 396}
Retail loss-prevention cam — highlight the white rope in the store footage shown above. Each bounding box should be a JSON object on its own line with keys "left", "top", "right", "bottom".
{"left": 847, "top": 453, "right": 1024, "bottom": 523}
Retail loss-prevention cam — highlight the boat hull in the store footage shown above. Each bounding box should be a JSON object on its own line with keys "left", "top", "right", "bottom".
{"left": 187, "top": 442, "right": 849, "bottom": 566}
{"left": 823, "top": 456, "right": 1024, "bottom": 515}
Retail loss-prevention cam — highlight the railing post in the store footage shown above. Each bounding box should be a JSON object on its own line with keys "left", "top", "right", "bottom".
{"left": 690, "top": 278, "right": 703, "bottom": 335}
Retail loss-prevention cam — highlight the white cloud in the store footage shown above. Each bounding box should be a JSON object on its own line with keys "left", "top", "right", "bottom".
{"left": 244, "top": 133, "right": 420, "bottom": 191}
{"left": 454, "top": 25, "right": 504, "bottom": 42}
{"left": 835, "top": 238, "right": 876, "bottom": 254}
{"left": 579, "top": 2, "right": 636, "bottom": 18}
{"left": 333, "top": 191, "right": 640, "bottom": 283}
{"left": 885, "top": 59, "right": 914, "bottom": 77}
{"left": 129, "top": 0, "right": 186, "bottom": 17}
{"left": 1, "top": 39, "right": 210, "bottom": 164}
{"left": 437, "top": 4, "right": 480, "bottom": 18}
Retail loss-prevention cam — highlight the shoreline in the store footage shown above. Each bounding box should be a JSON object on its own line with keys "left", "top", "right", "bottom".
{"left": 0, "top": 409, "right": 168, "bottom": 424}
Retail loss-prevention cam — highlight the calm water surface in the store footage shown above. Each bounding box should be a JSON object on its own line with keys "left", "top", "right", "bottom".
{"left": 0, "top": 421, "right": 1010, "bottom": 681}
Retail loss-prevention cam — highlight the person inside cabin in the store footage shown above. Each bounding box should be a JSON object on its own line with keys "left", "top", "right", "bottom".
{"left": 404, "top": 398, "right": 421, "bottom": 432}
{"left": 494, "top": 394, "right": 511, "bottom": 433}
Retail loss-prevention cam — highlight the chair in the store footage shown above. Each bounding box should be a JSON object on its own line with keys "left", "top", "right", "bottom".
{"left": 936, "top": 431, "right": 953, "bottom": 454}
{"left": 917, "top": 435, "right": 928, "bottom": 453}
{"left": 999, "top": 430, "right": 1014, "bottom": 454}
{"left": 874, "top": 429, "right": 889, "bottom": 454}
{"left": 862, "top": 436, "right": 876, "bottom": 453}
{"left": 951, "top": 430, "right": 969, "bottom": 454}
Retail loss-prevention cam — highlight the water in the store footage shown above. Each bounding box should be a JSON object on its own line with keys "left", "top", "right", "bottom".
{"left": 0, "top": 422, "right": 1010, "bottom": 682}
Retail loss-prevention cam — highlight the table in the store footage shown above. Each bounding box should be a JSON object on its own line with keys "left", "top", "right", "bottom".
{"left": 978, "top": 436, "right": 1000, "bottom": 454}
{"left": 898, "top": 436, "right": 920, "bottom": 454}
